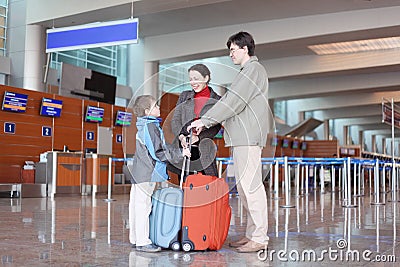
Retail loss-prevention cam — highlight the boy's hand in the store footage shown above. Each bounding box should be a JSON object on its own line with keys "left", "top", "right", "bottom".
{"left": 182, "top": 147, "right": 191, "bottom": 158}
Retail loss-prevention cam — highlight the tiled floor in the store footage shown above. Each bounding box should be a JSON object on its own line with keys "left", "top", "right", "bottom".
{"left": 0, "top": 185, "right": 399, "bottom": 266}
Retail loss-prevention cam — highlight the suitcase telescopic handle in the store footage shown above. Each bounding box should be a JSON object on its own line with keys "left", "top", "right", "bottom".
{"left": 179, "top": 128, "right": 193, "bottom": 189}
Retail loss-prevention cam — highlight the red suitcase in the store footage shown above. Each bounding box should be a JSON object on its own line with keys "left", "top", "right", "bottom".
{"left": 181, "top": 173, "right": 231, "bottom": 251}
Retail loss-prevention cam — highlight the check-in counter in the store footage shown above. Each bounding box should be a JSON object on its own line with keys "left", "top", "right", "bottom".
{"left": 83, "top": 154, "right": 114, "bottom": 196}
{"left": 47, "top": 152, "right": 83, "bottom": 198}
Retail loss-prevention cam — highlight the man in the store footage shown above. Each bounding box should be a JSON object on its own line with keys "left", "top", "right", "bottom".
{"left": 189, "top": 31, "right": 270, "bottom": 252}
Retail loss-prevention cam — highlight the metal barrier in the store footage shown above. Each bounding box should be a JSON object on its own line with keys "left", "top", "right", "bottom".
{"left": 105, "top": 157, "right": 130, "bottom": 202}
{"left": 216, "top": 156, "right": 400, "bottom": 208}
{"left": 280, "top": 156, "right": 295, "bottom": 208}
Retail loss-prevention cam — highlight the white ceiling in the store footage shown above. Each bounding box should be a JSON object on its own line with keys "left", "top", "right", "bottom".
{"left": 34, "top": 0, "right": 400, "bottom": 144}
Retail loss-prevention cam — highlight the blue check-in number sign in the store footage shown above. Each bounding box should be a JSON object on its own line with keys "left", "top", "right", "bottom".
{"left": 42, "top": 126, "right": 52, "bottom": 137}
{"left": 86, "top": 131, "right": 95, "bottom": 141}
{"left": 116, "top": 134, "right": 123, "bottom": 143}
{"left": 4, "top": 122, "right": 15, "bottom": 134}
{"left": 46, "top": 18, "right": 139, "bottom": 53}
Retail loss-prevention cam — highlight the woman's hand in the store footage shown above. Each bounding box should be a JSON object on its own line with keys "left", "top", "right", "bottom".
{"left": 180, "top": 134, "right": 199, "bottom": 148}
{"left": 179, "top": 134, "right": 188, "bottom": 148}
{"left": 182, "top": 147, "right": 191, "bottom": 158}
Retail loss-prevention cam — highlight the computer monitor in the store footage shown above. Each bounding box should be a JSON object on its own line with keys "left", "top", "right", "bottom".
{"left": 85, "top": 106, "right": 104, "bottom": 123}
{"left": 214, "top": 128, "right": 224, "bottom": 139}
{"left": 292, "top": 140, "right": 300, "bottom": 149}
{"left": 2, "top": 91, "right": 28, "bottom": 113}
{"left": 282, "top": 139, "right": 290, "bottom": 148}
{"left": 39, "top": 97, "right": 63, "bottom": 117}
{"left": 301, "top": 142, "right": 307, "bottom": 151}
{"left": 84, "top": 71, "right": 117, "bottom": 105}
{"left": 115, "top": 110, "right": 132, "bottom": 126}
{"left": 271, "top": 137, "right": 279, "bottom": 147}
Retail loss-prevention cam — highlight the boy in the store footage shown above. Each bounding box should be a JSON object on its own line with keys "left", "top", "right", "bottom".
{"left": 128, "top": 95, "right": 190, "bottom": 252}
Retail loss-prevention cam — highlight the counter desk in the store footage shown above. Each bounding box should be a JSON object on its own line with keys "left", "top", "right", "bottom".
{"left": 83, "top": 153, "right": 114, "bottom": 196}
{"left": 47, "top": 151, "right": 83, "bottom": 198}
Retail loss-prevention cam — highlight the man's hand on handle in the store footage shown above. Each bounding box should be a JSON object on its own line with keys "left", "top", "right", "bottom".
{"left": 188, "top": 119, "right": 205, "bottom": 135}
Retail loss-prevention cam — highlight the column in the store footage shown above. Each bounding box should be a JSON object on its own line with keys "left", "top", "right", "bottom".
{"left": 343, "top": 125, "right": 349, "bottom": 146}
{"left": 127, "top": 39, "right": 160, "bottom": 102}
{"left": 127, "top": 38, "right": 145, "bottom": 102}
{"left": 372, "top": 135, "right": 376, "bottom": 153}
{"left": 143, "top": 61, "right": 160, "bottom": 100}
{"left": 324, "top": 120, "right": 329, "bottom": 140}
{"left": 382, "top": 138, "right": 386, "bottom": 154}
{"left": 359, "top": 130, "right": 364, "bottom": 150}
{"left": 23, "top": 24, "right": 46, "bottom": 91}
{"left": 7, "top": 0, "right": 27, "bottom": 88}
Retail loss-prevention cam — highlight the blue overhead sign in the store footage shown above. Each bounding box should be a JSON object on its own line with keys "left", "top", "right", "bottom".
{"left": 46, "top": 18, "right": 139, "bottom": 53}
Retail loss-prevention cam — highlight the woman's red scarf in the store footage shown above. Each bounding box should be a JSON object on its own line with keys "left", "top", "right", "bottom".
{"left": 194, "top": 86, "right": 211, "bottom": 119}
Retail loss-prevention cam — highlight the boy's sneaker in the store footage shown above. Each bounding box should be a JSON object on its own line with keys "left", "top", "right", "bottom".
{"left": 136, "top": 244, "right": 161, "bottom": 253}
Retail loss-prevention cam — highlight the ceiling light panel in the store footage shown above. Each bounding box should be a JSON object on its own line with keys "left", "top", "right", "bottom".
{"left": 308, "top": 37, "right": 400, "bottom": 55}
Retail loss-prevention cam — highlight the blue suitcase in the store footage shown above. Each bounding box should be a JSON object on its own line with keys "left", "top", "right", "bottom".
{"left": 149, "top": 186, "right": 183, "bottom": 251}
{"left": 149, "top": 132, "right": 191, "bottom": 251}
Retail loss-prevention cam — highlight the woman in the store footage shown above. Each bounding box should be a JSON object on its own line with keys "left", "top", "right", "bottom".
{"left": 170, "top": 63, "right": 221, "bottom": 176}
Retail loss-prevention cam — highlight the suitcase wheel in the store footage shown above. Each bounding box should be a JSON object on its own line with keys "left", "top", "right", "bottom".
{"left": 171, "top": 241, "right": 180, "bottom": 251}
{"left": 182, "top": 242, "right": 193, "bottom": 252}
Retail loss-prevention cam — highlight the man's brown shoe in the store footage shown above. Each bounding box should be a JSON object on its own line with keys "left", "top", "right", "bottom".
{"left": 229, "top": 237, "right": 250, "bottom": 248}
{"left": 236, "top": 240, "right": 268, "bottom": 253}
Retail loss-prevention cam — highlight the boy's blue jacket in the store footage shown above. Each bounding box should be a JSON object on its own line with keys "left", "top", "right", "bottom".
{"left": 127, "top": 116, "right": 182, "bottom": 184}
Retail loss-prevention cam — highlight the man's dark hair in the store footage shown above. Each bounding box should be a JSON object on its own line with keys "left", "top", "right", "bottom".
{"left": 188, "top": 63, "right": 211, "bottom": 84}
{"left": 226, "top": 31, "right": 255, "bottom": 56}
